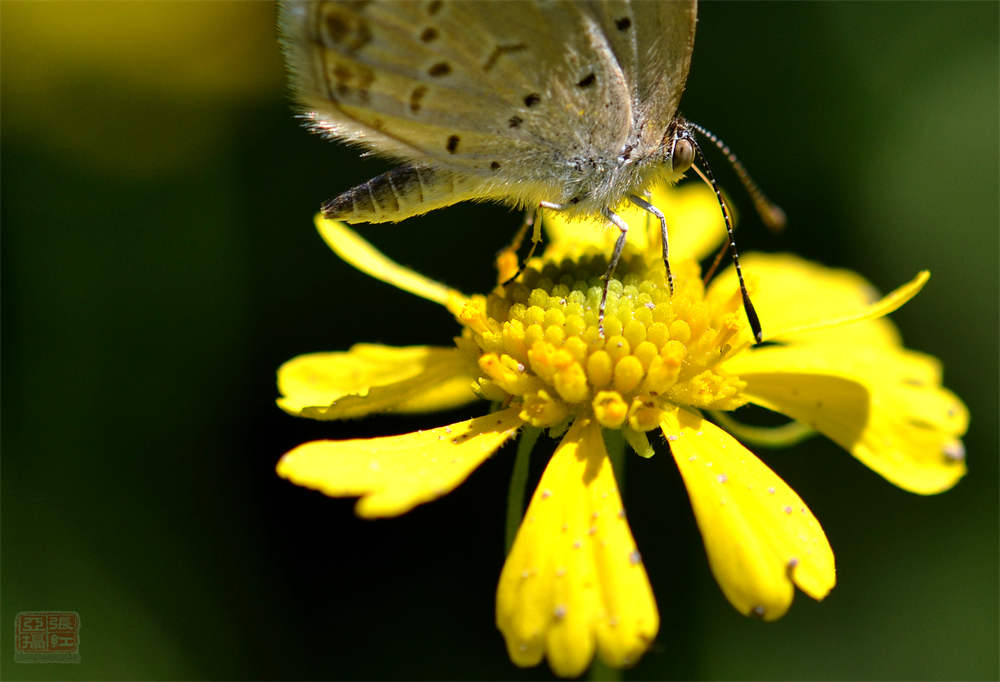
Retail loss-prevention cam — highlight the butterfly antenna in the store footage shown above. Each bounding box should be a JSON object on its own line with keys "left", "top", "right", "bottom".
{"left": 686, "top": 122, "right": 786, "bottom": 232}
{"left": 686, "top": 132, "right": 763, "bottom": 344}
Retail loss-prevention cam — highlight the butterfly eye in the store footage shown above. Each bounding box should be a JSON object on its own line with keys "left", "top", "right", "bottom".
{"left": 671, "top": 137, "right": 695, "bottom": 174}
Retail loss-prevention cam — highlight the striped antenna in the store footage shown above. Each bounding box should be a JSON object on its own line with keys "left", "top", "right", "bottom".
{"left": 686, "top": 121, "right": 787, "bottom": 232}
{"left": 677, "top": 123, "right": 763, "bottom": 344}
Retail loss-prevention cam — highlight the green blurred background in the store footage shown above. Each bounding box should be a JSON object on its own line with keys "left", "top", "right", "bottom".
{"left": 2, "top": 2, "right": 997, "bottom": 679}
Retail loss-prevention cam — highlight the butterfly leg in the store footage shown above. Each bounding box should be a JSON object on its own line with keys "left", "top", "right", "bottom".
{"left": 701, "top": 239, "right": 729, "bottom": 284}
{"left": 499, "top": 201, "right": 559, "bottom": 286}
{"left": 628, "top": 194, "right": 674, "bottom": 294}
{"left": 508, "top": 207, "right": 536, "bottom": 254}
{"left": 519, "top": 203, "right": 551, "bottom": 268}
{"left": 599, "top": 207, "right": 631, "bottom": 336}
{"left": 497, "top": 207, "right": 537, "bottom": 285}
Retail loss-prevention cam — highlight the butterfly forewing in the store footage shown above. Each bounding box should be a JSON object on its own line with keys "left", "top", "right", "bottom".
{"left": 281, "top": 0, "right": 698, "bottom": 222}
{"left": 627, "top": 1, "right": 696, "bottom": 133}
{"left": 280, "top": 0, "right": 648, "bottom": 180}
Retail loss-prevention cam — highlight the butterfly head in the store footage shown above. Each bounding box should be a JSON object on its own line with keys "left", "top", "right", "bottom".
{"left": 666, "top": 118, "right": 696, "bottom": 177}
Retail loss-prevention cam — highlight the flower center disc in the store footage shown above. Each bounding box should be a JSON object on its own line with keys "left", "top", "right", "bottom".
{"left": 462, "top": 252, "right": 750, "bottom": 431}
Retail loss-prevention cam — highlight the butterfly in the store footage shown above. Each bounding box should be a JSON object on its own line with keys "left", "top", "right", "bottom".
{"left": 279, "top": 0, "right": 781, "bottom": 341}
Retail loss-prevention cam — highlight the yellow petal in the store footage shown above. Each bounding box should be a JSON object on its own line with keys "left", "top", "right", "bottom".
{"left": 277, "top": 407, "right": 522, "bottom": 517}
{"left": 662, "top": 408, "right": 836, "bottom": 620}
{"left": 277, "top": 344, "right": 479, "bottom": 419}
{"left": 496, "top": 418, "right": 658, "bottom": 677}
{"left": 724, "top": 345, "right": 968, "bottom": 494}
{"left": 315, "top": 215, "right": 466, "bottom": 310}
{"left": 540, "top": 183, "right": 724, "bottom": 264}
{"left": 707, "top": 253, "right": 921, "bottom": 346}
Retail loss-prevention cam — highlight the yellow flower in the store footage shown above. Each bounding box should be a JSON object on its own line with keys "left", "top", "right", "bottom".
{"left": 276, "top": 183, "right": 968, "bottom": 677}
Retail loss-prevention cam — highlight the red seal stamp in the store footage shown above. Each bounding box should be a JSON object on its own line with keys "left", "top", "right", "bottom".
{"left": 14, "top": 611, "right": 80, "bottom": 663}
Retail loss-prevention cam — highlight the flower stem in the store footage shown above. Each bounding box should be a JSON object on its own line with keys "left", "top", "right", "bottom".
{"left": 505, "top": 426, "right": 541, "bottom": 554}
{"left": 709, "top": 409, "right": 816, "bottom": 447}
{"left": 589, "top": 656, "right": 622, "bottom": 682}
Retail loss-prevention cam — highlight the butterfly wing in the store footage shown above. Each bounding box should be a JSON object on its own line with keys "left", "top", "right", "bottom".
{"left": 280, "top": 0, "right": 635, "bottom": 184}
{"left": 587, "top": 0, "right": 696, "bottom": 136}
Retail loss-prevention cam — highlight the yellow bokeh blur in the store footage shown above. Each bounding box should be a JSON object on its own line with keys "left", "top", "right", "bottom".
{"left": 3, "top": 2, "right": 283, "bottom": 174}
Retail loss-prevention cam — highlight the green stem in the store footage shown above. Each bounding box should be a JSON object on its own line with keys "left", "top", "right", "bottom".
{"left": 588, "top": 656, "right": 622, "bottom": 682}
{"left": 504, "top": 426, "right": 541, "bottom": 554}
{"left": 709, "top": 409, "right": 816, "bottom": 447}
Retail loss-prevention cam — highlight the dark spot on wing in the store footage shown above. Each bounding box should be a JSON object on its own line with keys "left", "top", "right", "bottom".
{"left": 615, "top": 17, "right": 631, "bottom": 31}
{"left": 325, "top": 14, "right": 349, "bottom": 42}
{"left": 351, "top": 21, "right": 372, "bottom": 52}
{"left": 569, "top": 196, "right": 581, "bottom": 205}
{"left": 447, "top": 135, "right": 460, "bottom": 153}
{"left": 490, "top": 161, "right": 500, "bottom": 170}
{"left": 420, "top": 27, "right": 438, "bottom": 42}
{"left": 577, "top": 72, "right": 596, "bottom": 88}
{"left": 332, "top": 64, "right": 352, "bottom": 96}
{"left": 509, "top": 116, "right": 523, "bottom": 128}
{"left": 355, "top": 65, "right": 374, "bottom": 102}
{"left": 318, "top": 7, "right": 372, "bottom": 53}
{"left": 483, "top": 42, "right": 528, "bottom": 71}
{"left": 329, "top": 62, "right": 373, "bottom": 101}
{"left": 410, "top": 85, "right": 427, "bottom": 113}
{"left": 428, "top": 62, "right": 451, "bottom": 77}
{"left": 426, "top": 0, "right": 442, "bottom": 15}
{"left": 523, "top": 93, "right": 540, "bottom": 107}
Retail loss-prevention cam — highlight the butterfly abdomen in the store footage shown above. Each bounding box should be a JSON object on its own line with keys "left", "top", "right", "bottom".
{"left": 321, "top": 164, "right": 485, "bottom": 224}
